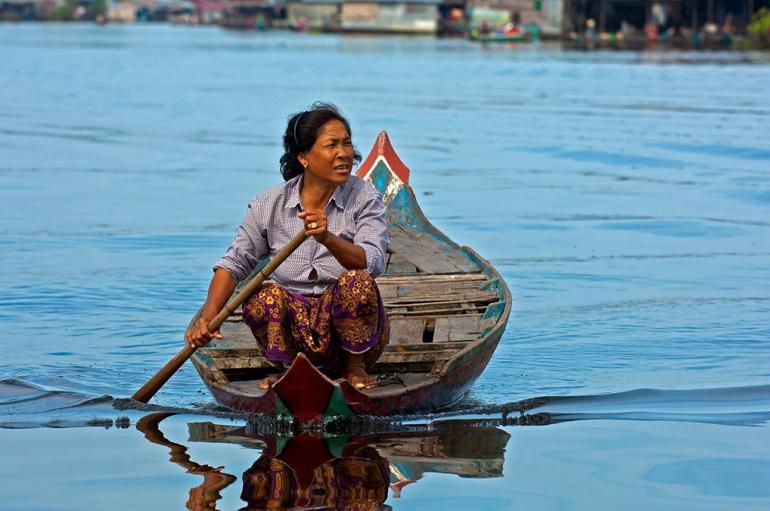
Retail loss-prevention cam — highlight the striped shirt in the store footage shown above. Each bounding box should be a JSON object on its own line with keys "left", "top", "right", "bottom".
{"left": 214, "top": 174, "right": 389, "bottom": 295}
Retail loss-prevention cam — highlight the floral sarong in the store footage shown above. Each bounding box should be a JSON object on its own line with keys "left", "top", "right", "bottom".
{"left": 240, "top": 446, "right": 389, "bottom": 510}
{"left": 241, "top": 269, "right": 389, "bottom": 373}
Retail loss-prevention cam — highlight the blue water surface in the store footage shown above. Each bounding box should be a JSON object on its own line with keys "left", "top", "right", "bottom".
{"left": 1, "top": 23, "right": 769, "bottom": 510}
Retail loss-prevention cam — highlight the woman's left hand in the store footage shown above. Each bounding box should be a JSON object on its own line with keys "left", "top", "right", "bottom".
{"left": 299, "top": 209, "right": 330, "bottom": 244}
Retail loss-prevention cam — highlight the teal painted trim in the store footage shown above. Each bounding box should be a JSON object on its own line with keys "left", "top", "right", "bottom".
{"left": 481, "top": 301, "right": 506, "bottom": 337}
{"left": 276, "top": 435, "right": 290, "bottom": 455}
{"left": 323, "top": 386, "right": 355, "bottom": 418}
{"left": 324, "top": 434, "right": 352, "bottom": 458}
{"left": 275, "top": 395, "right": 293, "bottom": 420}
{"left": 370, "top": 162, "right": 393, "bottom": 195}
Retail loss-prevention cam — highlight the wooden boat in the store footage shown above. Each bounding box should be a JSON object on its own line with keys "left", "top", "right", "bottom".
{"left": 190, "top": 131, "right": 512, "bottom": 421}
{"left": 469, "top": 24, "right": 539, "bottom": 42}
{"left": 469, "top": 27, "right": 528, "bottom": 42}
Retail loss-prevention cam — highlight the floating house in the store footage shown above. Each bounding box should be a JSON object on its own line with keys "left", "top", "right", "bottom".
{"left": 166, "top": 0, "right": 195, "bottom": 22}
{"left": 285, "top": 0, "right": 442, "bottom": 33}
{"left": 107, "top": 0, "right": 138, "bottom": 20}
{"left": 339, "top": 0, "right": 441, "bottom": 34}
{"left": 0, "top": 0, "right": 42, "bottom": 19}
{"left": 286, "top": 0, "right": 340, "bottom": 30}
{"left": 222, "top": 0, "right": 281, "bottom": 28}
{"left": 562, "top": 0, "right": 765, "bottom": 35}
{"left": 195, "top": 0, "right": 225, "bottom": 23}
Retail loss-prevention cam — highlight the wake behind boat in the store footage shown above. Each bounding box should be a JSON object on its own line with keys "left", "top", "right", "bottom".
{"left": 190, "top": 132, "right": 512, "bottom": 421}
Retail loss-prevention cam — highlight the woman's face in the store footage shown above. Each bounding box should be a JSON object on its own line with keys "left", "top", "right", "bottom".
{"left": 300, "top": 119, "right": 354, "bottom": 187}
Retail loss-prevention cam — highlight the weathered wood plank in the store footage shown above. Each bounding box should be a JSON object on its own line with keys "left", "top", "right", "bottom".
{"left": 206, "top": 347, "right": 461, "bottom": 368}
{"left": 433, "top": 315, "right": 482, "bottom": 343}
{"left": 387, "top": 305, "right": 488, "bottom": 317}
{"left": 388, "top": 223, "right": 479, "bottom": 273}
{"left": 379, "top": 349, "right": 457, "bottom": 364}
{"left": 388, "top": 225, "right": 461, "bottom": 274}
{"left": 389, "top": 318, "right": 427, "bottom": 345}
{"left": 401, "top": 302, "right": 468, "bottom": 314}
{"left": 386, "top": 252, "right": 418, "bottom": 274}
{"left": 377, "top": 273, "right": 486, "bottom": 284}
{"left": 386, "top": 341, "right": 471, "bottom": 352}
{"left": 394, "top": 283, "right": 488, "bottom": 299}
{"left": 377, "top": 283, "right": 398, "bottom": 300}
{"left": 205, "top": 342, "right": 469, "bottom": 358}
{"left": 384, "top": 292, "right": 498, "bottom": 307}
{"left": 215, "top": 357, "right": 274, "bottom": 370}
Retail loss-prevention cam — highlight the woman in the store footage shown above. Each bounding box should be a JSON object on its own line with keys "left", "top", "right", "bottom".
{"left": 185, "top": 103, "right": 389, "bottom": 390}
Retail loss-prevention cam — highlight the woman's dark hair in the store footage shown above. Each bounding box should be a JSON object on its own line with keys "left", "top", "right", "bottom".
{"left": 280, "top": 102, "right": 362, "bottom": 181}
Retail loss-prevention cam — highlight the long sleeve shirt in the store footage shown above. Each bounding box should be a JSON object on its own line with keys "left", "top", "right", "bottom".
{"left": 214, "top": 174, "right": 389, "bottom": 295}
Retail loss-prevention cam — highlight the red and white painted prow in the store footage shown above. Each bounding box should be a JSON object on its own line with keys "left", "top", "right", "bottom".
{"left": 356, "top": 130, "right": 411, "bottom": 186}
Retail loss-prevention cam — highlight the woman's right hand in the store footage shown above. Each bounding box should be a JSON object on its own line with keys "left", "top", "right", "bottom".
{"left": 185, "top": 317, "right": 223, "bottom": 349}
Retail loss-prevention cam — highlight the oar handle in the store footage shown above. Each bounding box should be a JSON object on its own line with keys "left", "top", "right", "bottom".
{"left": 132, "top": 230, "right": 308, "bottom": 403}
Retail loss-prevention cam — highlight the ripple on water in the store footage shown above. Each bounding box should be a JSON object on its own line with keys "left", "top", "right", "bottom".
{"left": 647, "top": 459, "right": 770, "bottom": 498}
{"left": 598, "top": 219, "right": 743, "bottom": 238}
{"left": 523, "top": 146, "right": 685, "bottom": 168}
{"left": 651, "top": 142, "right": 770, "bottom": 160}
{"left": 727, "top": 188, "right": 770, "bottom": 207}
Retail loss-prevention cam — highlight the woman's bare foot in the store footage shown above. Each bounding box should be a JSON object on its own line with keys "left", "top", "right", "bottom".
{"left": 257, "top": 375, "right": 280, "bottom": 390}
{"left": 344, "top": 354, "right": 377, "bottom": 390}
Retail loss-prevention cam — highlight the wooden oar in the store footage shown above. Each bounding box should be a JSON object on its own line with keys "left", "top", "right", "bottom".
{"left": 132, "top": 229, "right": 308, "bottom": 403}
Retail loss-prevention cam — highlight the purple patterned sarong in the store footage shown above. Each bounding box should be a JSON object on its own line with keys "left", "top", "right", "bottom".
{"left": 241, "top": 269, "right": 389, "bottom": 373}
{"left": 240, "top": 446, "right": 390, "bottom": 510}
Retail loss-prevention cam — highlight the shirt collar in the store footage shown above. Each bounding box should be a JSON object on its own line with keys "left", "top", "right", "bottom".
{"left": 283, "top": 174, "right": 348, "bottom": 211}
{"left": 329, "top": 181, "right": 347, "bottom": 210}
{"left": 284, "top": 174, "right": 302, "bottom": 210}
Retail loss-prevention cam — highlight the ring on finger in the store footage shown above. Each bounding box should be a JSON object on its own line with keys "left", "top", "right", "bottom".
{"left": 309, "top": 222, "right": 318, "bottom": 229}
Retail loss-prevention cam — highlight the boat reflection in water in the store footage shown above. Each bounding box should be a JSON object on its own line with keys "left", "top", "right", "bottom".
{"left": 136, "top": 412, "right": 511, "bottom": 510}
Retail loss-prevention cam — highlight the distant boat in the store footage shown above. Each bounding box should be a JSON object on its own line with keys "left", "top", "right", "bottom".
{"left": 469, "top": 23, "right": 540, "bottom": 43}
{"left": 190, "top": 131, "right": 512, "bottom": 421}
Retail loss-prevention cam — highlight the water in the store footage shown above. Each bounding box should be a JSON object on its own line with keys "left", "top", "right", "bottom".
{"left": 1, "top": 23, "right": 770, "bottom": 509}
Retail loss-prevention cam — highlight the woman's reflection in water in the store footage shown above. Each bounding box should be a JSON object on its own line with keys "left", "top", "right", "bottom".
{"left": 138, "top": 413, "right": 392, "bottom": 511}
{"left": 240, "top": 444, "right": 390, "bottom": 511}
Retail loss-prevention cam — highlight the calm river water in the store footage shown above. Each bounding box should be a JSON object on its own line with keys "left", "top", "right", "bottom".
{"left": 1, "top": 23, "right": 770, "bottom": 510}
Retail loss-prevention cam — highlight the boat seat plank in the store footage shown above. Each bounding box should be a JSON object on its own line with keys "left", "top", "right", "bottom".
{"left": 223, "top": 372, "right": 436, "bottom": 399}
{"left": 388, "top": 305, "right": 487, "bottom": 317}
{"left": 207, "top": 324, "right": 258, "bottom": 350}
{"left": 384, "top": 291, "right": 498, "bottom": 307}
{"left": 386, "top": 341, "right": 470, "bottom": 352}
{"left": 433, "top": 316, "right": 482, "bottom": 343}
{"left": 389, "top": 318, "right": 427, "bottom": 345}
{"left": 394, "top": 283, "right": 490, "bottom": 299}
{"left": 205, "top": 345, "right": 464, "bottom": 365}
{"left": 379, "top": 274, "right": 490, "bottom": 300}
{"left": 377, "top": 273, "right": 487, "bottom": 284}
{"left": 380, "top": 348, "right": 458, "bottom": 364}
{"left": 216, "top": 356, "right": 274, "bottom": 370}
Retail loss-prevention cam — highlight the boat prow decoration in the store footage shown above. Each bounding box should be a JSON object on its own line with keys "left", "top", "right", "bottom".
{"left": 357, "top": 130, "right": 410, "bottom": 199}
{"left": 272, "top": 353, "right": 362, "bottom": 422}
{"left": 190, "top": 130, "right": 512, "bottom": 421}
